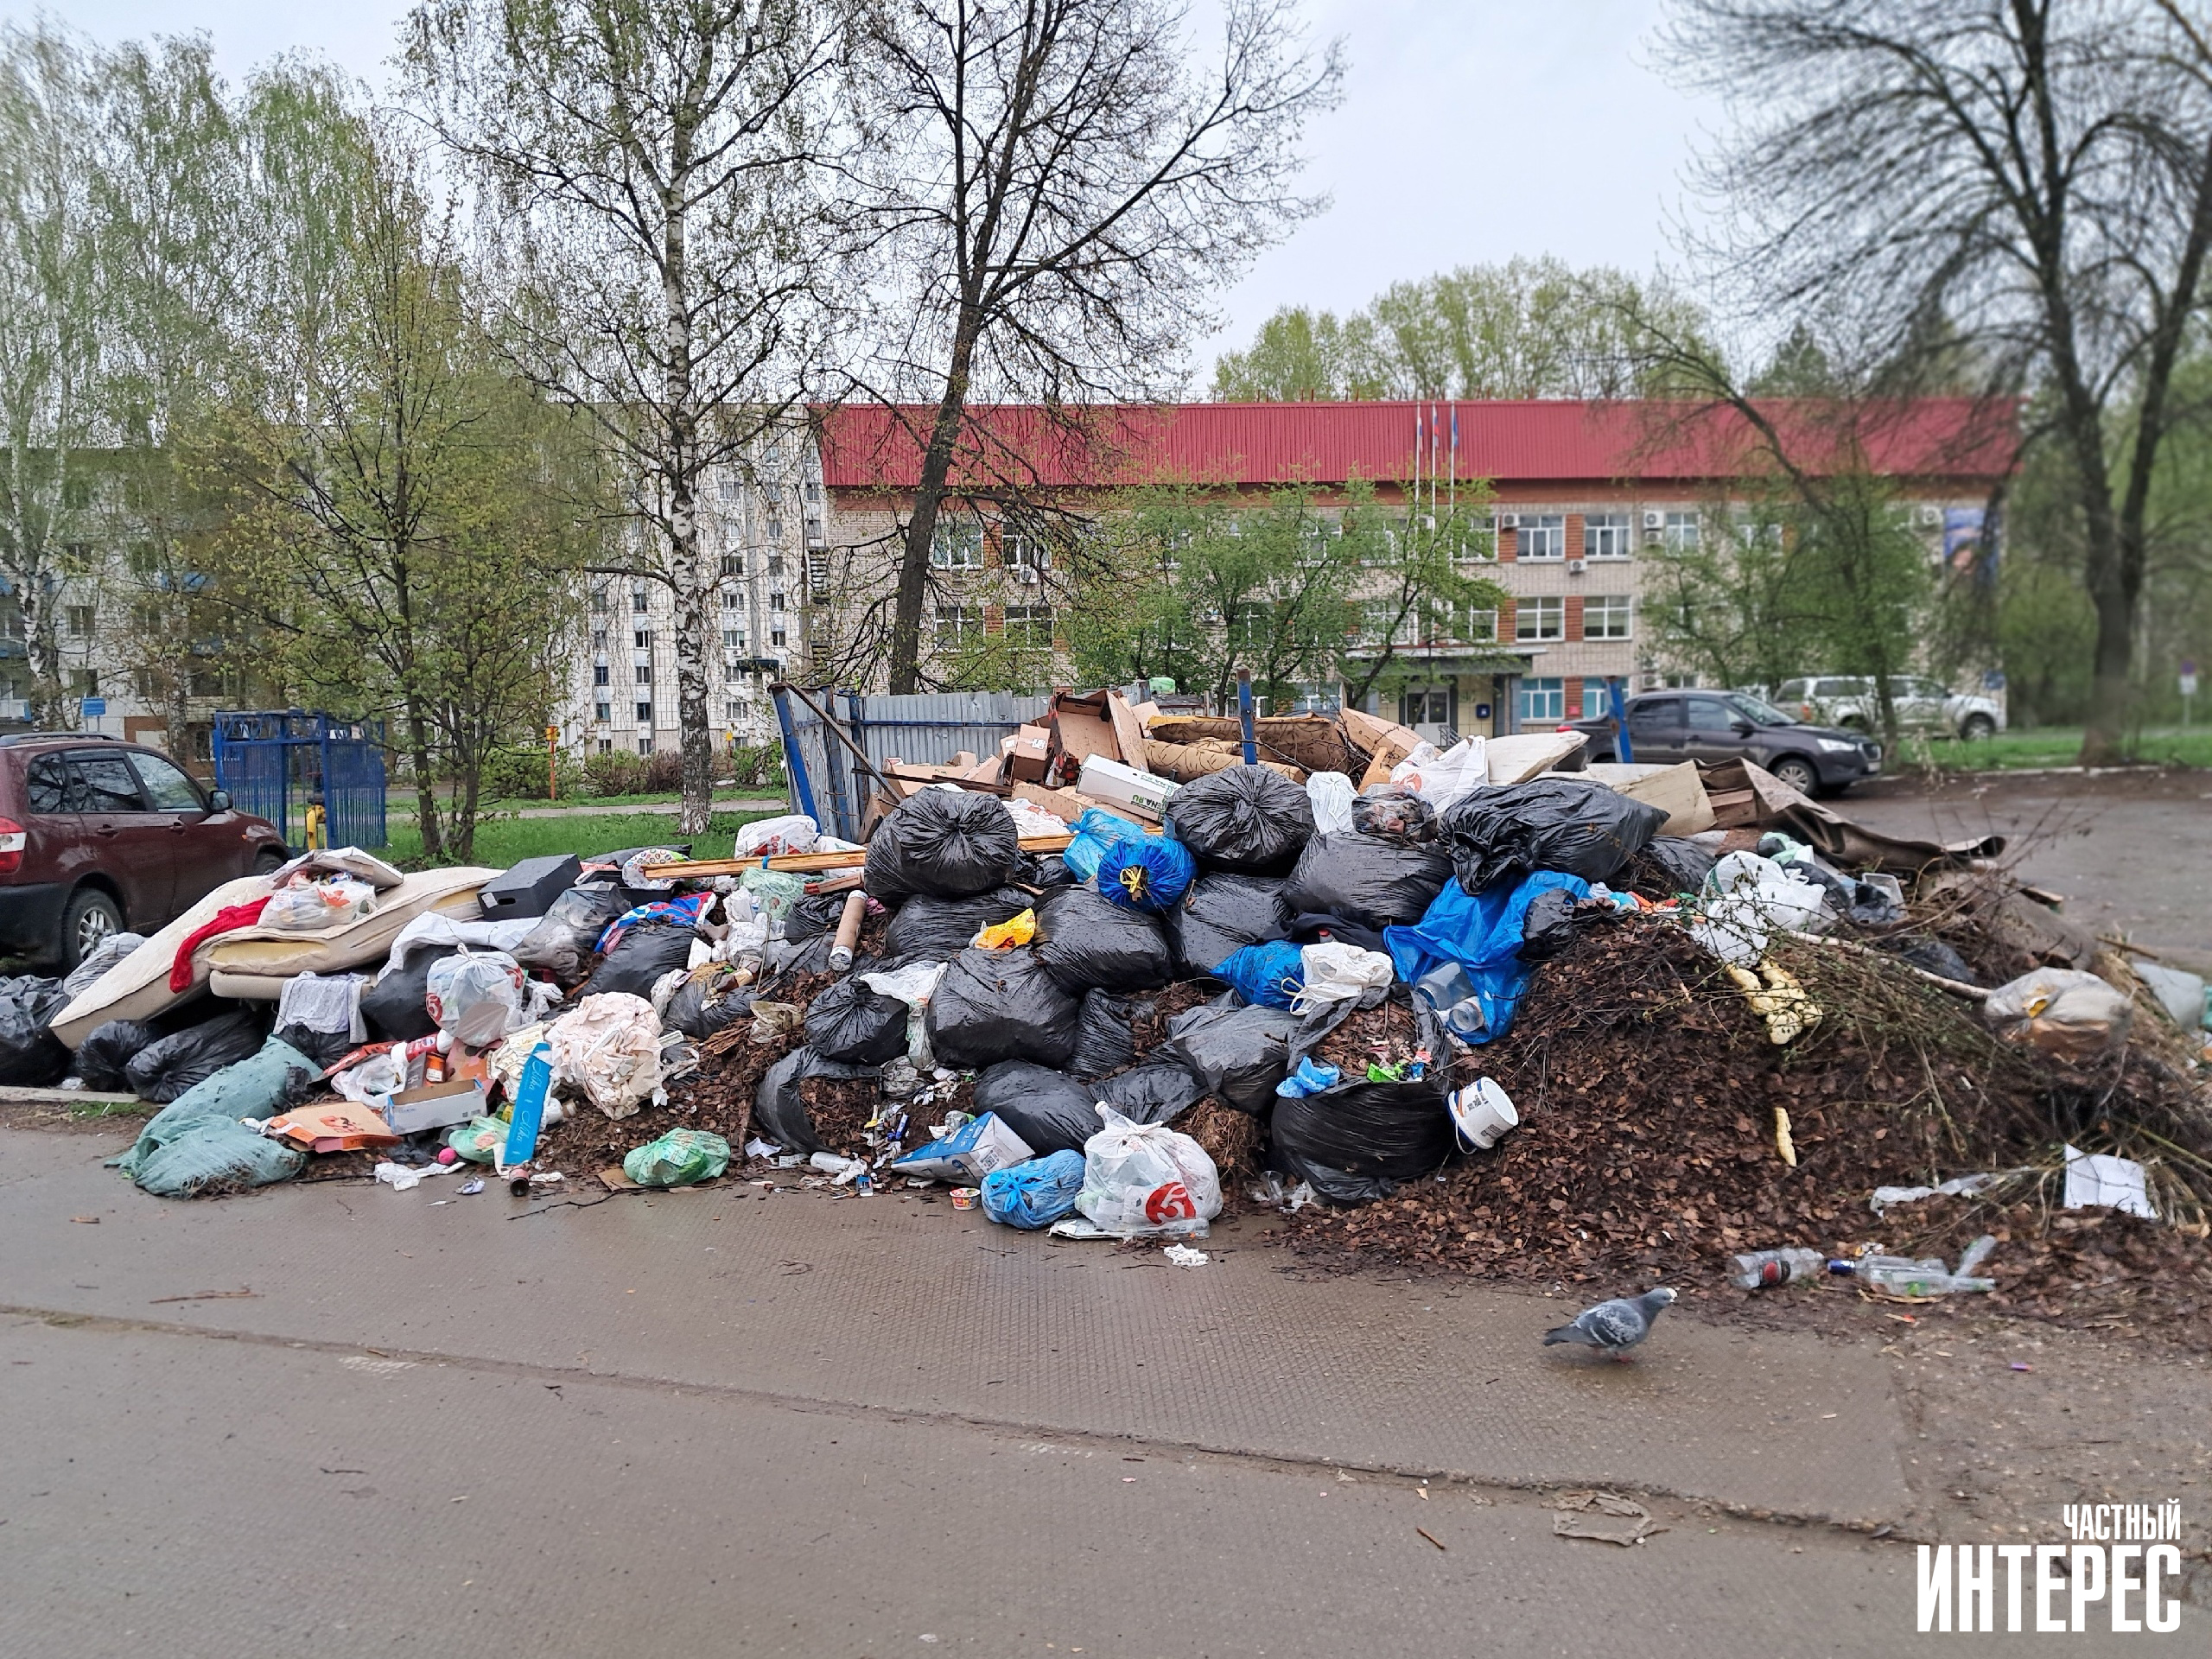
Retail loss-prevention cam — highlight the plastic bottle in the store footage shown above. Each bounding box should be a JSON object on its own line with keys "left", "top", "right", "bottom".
{"left": 1729, "top": 1247, "right": 1826, "bottom": 1289}
{"left": 424, "top": 1030, "right": 454, "bottom": 1085}
{"left": 1836, "top": 1255, "right": 1993, "bottom": 1297}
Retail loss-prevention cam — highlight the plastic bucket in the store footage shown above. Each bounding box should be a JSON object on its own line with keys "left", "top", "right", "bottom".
{"left": 1448, "top": 1077, "right": 1518, "bottom": 1152}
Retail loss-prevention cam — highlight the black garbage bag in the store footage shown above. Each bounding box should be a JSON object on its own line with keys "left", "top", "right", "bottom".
{"left": 74, "top": 1017, "right": 159, "bottom": 1092}
{"left": 1099, "top": 1061, "right": 1202, "bottom": 1122}
{"left": 1440, "top": 778, "right": 1668, "bottom": 893}
{"left": 1270, "top": 1005, "right": 1454, "bottom": 1204}
{"left": 0, "top": 975, "right": 69, "bottom": 1087}
{"left": 924, "top": 946, "right": 1082, "bottom": 1070}
{"left": 781, "top": 893, "right": 851, "bottom": 944}
{"left": 665, "top": 969, "right": 755, "bottom": 1040}
{"left": 1630, "top": 836, "right": 1717, "bottom": 899}
{"left": 1280, "top": 831, "right": 1455, "bottom": 931}
{"left": 125, "top": 1007, "right": 265, "bottom": 1105}
{"left": 1517, "top": 887, "right": 1583, "bottom": 961}
{"left": 1070, "top": 989, "right": 1141, "bottom": 1078}
{"left": 1031, "top": 885, "right": 1174, "bottom": 993}
{"left": 1282, "top": 911, "right": 1388, "bottom": 955}
{"left": 804, "top": 973, "right": 912, "bottom": 1065}
{"left": 1162, "top": 765, "right": 1314, "bottom": 873}
{"left": 1165, "top": 994, "right": 1299, "bottom": 1114}
{"left": 974, "top": 1058, "right": 1202, "bottom": 1155}
{"left": 972, "top": 1062, "right": 1104, "bottom": 1155}
{"left": 882, "top": 886, "right": 1033, "bottom": 960}
{"left": 360, "top": 943, "right": 452, "bottom": 1043}
{"left": 1881, "top": 935, "right": 1978, "bottom": 985}
{"left": 753, "top": 1046, "right": 880, "bottom": 1155}
{"left": 579, "top": 919, "right": 696, "bottom": 1000}
{"left": 864, "top": 788, "right": 1021, "bottom": 899}
{"left": 512, "top": 884, "right": 629, "bottom": 984}
{"left": 270, "top": 1021, "right": 357, "bottom": 1074}
{"left": 1168, "top": 873, "right": 1290, "bottom": 977}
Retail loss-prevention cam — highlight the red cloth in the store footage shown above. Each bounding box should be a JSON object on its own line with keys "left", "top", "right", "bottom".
{"left": 169, "top": 897, "right": 272, "bottom": 994}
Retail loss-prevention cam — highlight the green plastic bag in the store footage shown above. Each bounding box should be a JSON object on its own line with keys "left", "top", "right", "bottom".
{"left": 622, "top": 1127, "right": 732, "bottom": 1187}
{"left": 447, "top": 1115, "right": 508, "bottom": 1164}
{"left": 109, "top": 1037, "right": 319, "bottom": 1198}
{"left": 738, "top": 867, "right": 807, "bottom": 925}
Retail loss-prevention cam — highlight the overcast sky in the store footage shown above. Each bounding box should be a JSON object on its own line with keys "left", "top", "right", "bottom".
{"left": 14, "top": 0, "right": 1720, "bottom": 378}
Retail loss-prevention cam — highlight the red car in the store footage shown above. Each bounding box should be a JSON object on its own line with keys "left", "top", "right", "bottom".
{"left": 0, "top": 734, "right": 289, "bottom": 969}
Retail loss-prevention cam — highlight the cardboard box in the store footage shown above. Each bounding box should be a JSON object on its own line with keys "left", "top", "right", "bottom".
{"left": 1077, "top": 754, "right": 1179, "bottom": 818}
{"left": 1586, "top": 760, "right": 1716, "bottom": 836}
{"left": 385, "top": 1077, "right": 489, "bottom": 1135}
{"left": 1048, "top": 691, "right": 1124, "bottom": 768}
{"left": 1485, "top": 729, "right": 1589, "bottom": 785}
{"left": 1007, "top": 724, "right": 1052, "bottom": 783}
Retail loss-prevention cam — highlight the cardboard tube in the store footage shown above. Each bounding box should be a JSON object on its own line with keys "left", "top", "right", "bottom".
{"left": 827, "top": 890, "right": 868, "bottom": 971}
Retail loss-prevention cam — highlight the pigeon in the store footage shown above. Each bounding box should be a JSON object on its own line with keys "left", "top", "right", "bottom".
{"left": 1542, "top": 1287, "right": 1677, "bottom": 1360}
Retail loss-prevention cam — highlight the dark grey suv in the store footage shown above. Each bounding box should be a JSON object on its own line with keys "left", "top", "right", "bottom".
{"left": 1567, "top": 690, "right": 1881, "bottom": 798}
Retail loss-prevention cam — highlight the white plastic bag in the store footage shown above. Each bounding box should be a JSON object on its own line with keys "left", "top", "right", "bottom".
{"left": 735, "top": 814, "right": 818, "bottom": 858}
{"left": 861, "top": 958, "right": 949, "bottom": 1071}
{"left": 547, "top": 992, "right": 664, "bottom": 1119}
{"left": 1304, "top": 772, "right": 1357, "bottom": 836}
{"left": 264, "top": 875, "right": 378, "bottom": 931}
{"left": 1985, "top": 969, "right": 2134, "bottom": 1060}
{"left": 1073, "top": 1104, "right": 1223, "bottom": 1238}
{"left": 1688, "top": 852, "right": 1830, "bottom": 966}
{"left": 1291, "top": 942, "right": 1395, "bottom": 1014}
{"left": 424, "top": 950, "right": 525, "bottom": 1047}
{"left": 332, "top": 1048, "right": 410, "bottom": 1107}
{"left": 1389, "top": 736, "right": 1488, "bottom": 814}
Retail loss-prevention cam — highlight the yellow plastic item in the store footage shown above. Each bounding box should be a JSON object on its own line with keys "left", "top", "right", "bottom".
{"left": 1723, "top": 961, "right": 1823, "bottom": 1045}
{"left": 972, "top": 908, "right": 1037, "bottom": 950}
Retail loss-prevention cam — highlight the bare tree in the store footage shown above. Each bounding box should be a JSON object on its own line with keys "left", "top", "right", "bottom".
{"left": 405, "top": 0, "right": 839, "bottom": 833}
{"left": 843, "top": 0, "right": 1342, "bottom": 694}
{"left": 1663, "top": 0, "right": 2212, "bottom": 763}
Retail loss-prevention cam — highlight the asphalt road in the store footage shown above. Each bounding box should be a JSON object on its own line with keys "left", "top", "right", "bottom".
{"left": 3, "top": 1124, "right": 2202, "bottom": 1658}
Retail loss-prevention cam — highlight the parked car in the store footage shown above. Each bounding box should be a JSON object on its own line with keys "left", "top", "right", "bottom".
{"left": 0, "top": 734, "right": 289, "bottom": 969}
{"left": 1566, "top": 689, "right": 1882, "bottom": 798}
{"left": 1771, "top": 675, "right": 2005, "bottom": 741}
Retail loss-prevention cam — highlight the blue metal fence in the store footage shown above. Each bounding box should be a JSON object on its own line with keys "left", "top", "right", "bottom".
{"left": 213, "top": 711, "right": 389, "bottom": 849}
{"left": 772, "top": 688, "right": 1039, "bottom": 842}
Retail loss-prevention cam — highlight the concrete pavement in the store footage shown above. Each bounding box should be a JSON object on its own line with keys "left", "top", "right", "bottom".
{"left": 6, "top": 1122, "right": 2204, "bottom": 1656}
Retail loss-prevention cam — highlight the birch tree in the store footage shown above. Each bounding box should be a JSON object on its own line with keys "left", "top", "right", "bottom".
{"left": 404, "top": 0, "right": 839, "bottom": 835}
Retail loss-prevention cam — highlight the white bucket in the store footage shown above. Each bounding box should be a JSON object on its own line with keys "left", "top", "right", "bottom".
{"left": 1449, "top": 1077, "right": 1518, "bottom": 1152}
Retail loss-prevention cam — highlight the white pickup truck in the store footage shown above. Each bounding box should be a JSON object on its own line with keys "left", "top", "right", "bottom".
{"left": 1771, "top": 675, "right": 2005, "bottom": 741}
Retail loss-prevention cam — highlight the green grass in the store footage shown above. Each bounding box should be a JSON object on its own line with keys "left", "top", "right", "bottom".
{"left": 1897, "top": 725, "right": 2212, "bottom": 773}
{"left": 472, "top": 788, "right": 787, "bottom": 813}
{"left": 69, "top": 1096, "right": 156, "bottom": 1121}
{"left": 383, "top": 807, "right": 784, "bottom": 869}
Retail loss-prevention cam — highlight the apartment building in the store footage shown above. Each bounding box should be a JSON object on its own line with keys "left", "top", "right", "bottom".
{"left": 812, "top": 398, "right": 2012, "bottom": 741}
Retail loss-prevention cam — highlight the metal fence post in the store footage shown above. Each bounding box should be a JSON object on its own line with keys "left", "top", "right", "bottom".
{"left": 771, "top": 685, "right": 817, "bottom": 823}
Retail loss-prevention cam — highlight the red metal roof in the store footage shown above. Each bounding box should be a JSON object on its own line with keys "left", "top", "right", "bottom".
{"left": 818, "top": 397, "right": 2017, "bottom": 493}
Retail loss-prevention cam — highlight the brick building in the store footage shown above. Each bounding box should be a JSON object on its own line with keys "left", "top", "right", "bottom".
{"left": 811, "top": 397, "right": 2012, "bottom": 741}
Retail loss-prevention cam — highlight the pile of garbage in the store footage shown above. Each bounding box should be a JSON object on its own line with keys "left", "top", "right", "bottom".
{"left": 23, "top": 690, "right": 2208, "bottom": 1312}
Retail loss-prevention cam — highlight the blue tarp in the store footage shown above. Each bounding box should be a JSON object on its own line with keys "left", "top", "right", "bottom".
{"left": 1382, "top": 870, "right": 1590, "bottom": 1045}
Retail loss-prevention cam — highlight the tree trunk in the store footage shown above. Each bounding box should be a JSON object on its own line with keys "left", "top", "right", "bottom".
{"left": 663, "top": 145, "right": 714, "bottom": 836}
{"left": 887, "top": 315, "right": 982, "bottom": 695}
{"left": 407, "top": 700, "right": 445, "bottom": 862}
{"left": 451, "top": 750, "right": 480, "bottom": 863}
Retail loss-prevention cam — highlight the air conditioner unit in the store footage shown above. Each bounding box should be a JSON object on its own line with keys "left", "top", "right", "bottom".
{"left": 1642, "top": 511, "right": 1665, "bottom": 530}
{"left": 1567, "top": 556, "right": 1588, "bottom": 576}
{"left": 1643, "top": 526, "right": 1665, "bottom": 547}
{"left": 1497, "top": 512, "right": 1520, "bottom": 530}
{"left": 1916, "top": 505, "right": 1943, "bottom": 527}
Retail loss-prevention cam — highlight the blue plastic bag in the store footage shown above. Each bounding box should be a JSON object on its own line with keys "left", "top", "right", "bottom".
{"left": 1211, "top": 939, "right": 1306, "bottom": 1009}
{"left": 1096, "top": 831, "right": 1197, "bottom": 914}
{"left": 1059, "top": 808, "right": 1132, "bottom": 886}
{"left": 1381, "top": 870, "right": 1588, "bottom": 1045}
{"left": 980, "top": 1149, "right": 1087, "bottom": 1229}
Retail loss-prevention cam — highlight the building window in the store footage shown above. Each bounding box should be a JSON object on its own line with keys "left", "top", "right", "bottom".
{"left": 1458, "top": 607, "right": 1498, "bottom": 642}
{"left": 1403, "top": 689, "right": 1450, "bottom": 727}
{"left": 1454, "top": 518, "right": 1499, "bottom": 563}
{"left": 631, "top": 584, "right": 649, "bottom": 613}
{"left": 1585, "top": 594, "right": 1633, "bottom": 639}
{"left": 66, "top": 605, "right": 94, "bottom": 635}
{"left": 931, "top": 517, "right": 982, "bottom": 569}
{"left": 1517, "top": 677, "right": 1564, "bottom": 723}
{"left": 722, "top": 588, "right": 742, "bottom": 611}
{"left": 718, "top": 474, "right": 741, "bottom": 503}
{"left": 591, "top": 582, "right": 611, "bottom": 614}
{"left": 62, "top": 476, "right": 91, "bottom": 510}
{"left": 591, "top": 628, "right": 608, "bottom": 651}
{"left": 635, "top": 701, "right": 653, "bottom": 723}
{"left": 804, "top": 480, "right": 820, "bottom": 502}
{"left": 1662, "top": 511, "right": 1701, "bottom": 553}
{"left": 1003, "top": 603, "right": 1053, "bottom": 645}
{"left": 133, "top": 667, "right": 156, "bottom": 697}
{"left": 593, "top": 664, "right": 610, "bottom": 686}
{"left": 1583, "top": 513, "right": 1631, "bottom": 560}
{"left": 1515, "top": 595, "right": 1565, "bottom": 640}
{"left": 70, "top": 670, "right": 99, "bottom": 697}
{"left": 598, "top": 738, "right": 613, "bottom": 753}
{"left": 765, "top": 512, "right": 784, "bottom": 542}
{"left": 633, "top": 627, "right": 653, "bottom": 650}
{"left": 1517, "top": 515, "right": 1566, "bottom": 559}
{"left": 638, "top": 736, "right": 654, "bottom": 754}
{"left": 768, "top": 554, "right": 785, "bottom": 577}
{"left": 934, "top": 605, "right": 982, "bottom": 650}
{"left": 725, "top": 699, "right": 748, "bottom": 721}
{"left": 721, "top": 553, "right": 744, "bottom": 577}
{"left": 594, "top": 702, "right": 611, "bottom": 723}
{"left": 635, "top": 664, "right": 653, "bottom": 684}
{"left": 1002, "top": 530, "right": 1049, "bottom": 571}
{"left": 722, "top": 626, "right": 747, "bottom": 653}
{"left": 769, "top": 591, "right": 785, "bottom": 613}
{"left": 770, "top": 624, "right": 785, "bottom": 647}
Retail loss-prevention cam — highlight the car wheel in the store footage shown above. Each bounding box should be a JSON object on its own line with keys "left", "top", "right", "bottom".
{"left": 1960, "top": 714, "right": 1996, "bottom": 741}
{"left": 60, "top": 887, "right": 124, "bottom": 971}
{"left": 253, "top": 849, "right": 286, "bottom": 876}
{"left": 1770, "top": 755, "right": 1821, "bottom": 797}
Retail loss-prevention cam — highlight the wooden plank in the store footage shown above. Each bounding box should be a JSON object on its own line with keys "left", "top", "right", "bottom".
{"left": 654, "top": 834, "right": 1074, "bottom": 880}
